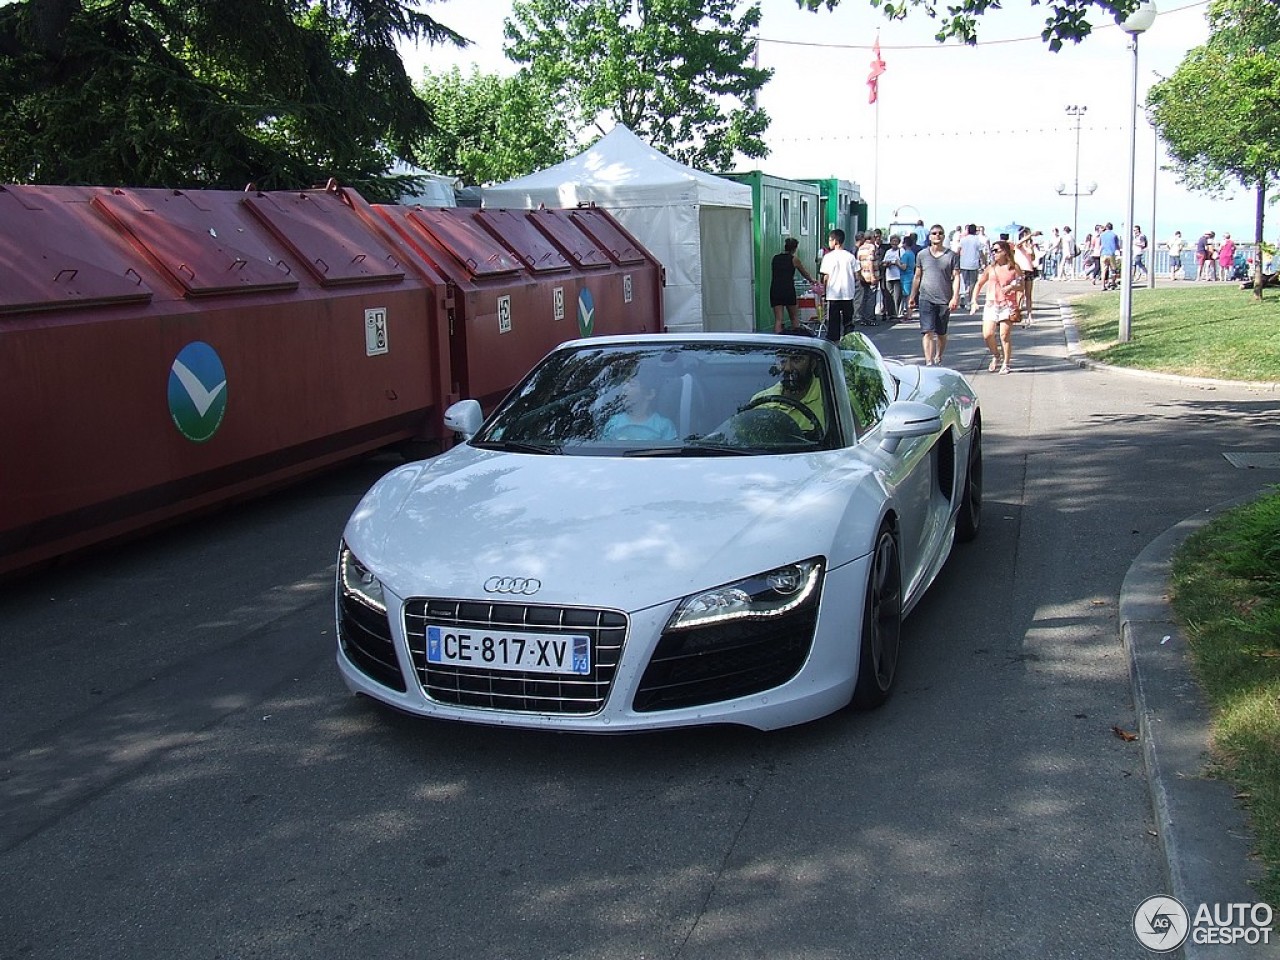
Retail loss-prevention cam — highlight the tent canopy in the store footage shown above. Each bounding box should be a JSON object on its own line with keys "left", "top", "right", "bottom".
{"left": 483, "top": 126, "right": 754, "bottom": 333}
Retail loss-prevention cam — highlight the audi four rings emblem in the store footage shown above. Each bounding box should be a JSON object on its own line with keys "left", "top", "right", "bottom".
{"left": 484, "top": 576, "right": 542, "bottom": 595}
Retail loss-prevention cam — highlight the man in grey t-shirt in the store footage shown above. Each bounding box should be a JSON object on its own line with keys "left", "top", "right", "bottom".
{"left": 908, "top": 224, "right": 961, "bottom": 366}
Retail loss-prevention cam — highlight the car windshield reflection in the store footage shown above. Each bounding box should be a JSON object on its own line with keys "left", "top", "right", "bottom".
{"left": 475, "top": 341, "right": 843, "bottom": 456}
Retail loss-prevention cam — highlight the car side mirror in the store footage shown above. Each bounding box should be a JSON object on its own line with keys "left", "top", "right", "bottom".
{"left": 879, "top": 400, "right": 942, "bottom": 453}
{"left": 443, "top": 399, "right": 483, "bottom": 439}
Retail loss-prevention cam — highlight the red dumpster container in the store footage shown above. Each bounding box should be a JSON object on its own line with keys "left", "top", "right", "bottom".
{"left": 0, "top": 183, "right": 443, "bottom": 577}
{"left": 370, "top": 204, "right": 663, "bottom": 414}
{"left": 0, "top": 183, "right": 666, "bottom": 577}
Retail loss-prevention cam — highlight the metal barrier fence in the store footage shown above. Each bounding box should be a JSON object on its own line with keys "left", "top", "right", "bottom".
{"left": 1042, "top": 242, "right": 1266, "bottom": 281}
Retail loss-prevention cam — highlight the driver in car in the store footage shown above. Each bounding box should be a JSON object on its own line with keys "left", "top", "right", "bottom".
{"left": 749, "top": 337, "right": 828, "bottom": 437}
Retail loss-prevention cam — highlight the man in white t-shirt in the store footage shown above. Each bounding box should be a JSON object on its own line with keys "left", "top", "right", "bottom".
{"left": 819, "top": 229, "right": 859, "bottom": 344}
{"left": 1059, "top": 227, "right": 1077, "bottom": 280}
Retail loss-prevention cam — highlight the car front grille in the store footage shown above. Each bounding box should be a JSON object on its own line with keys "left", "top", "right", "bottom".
{"left": 632, "top": 609, "right": 819, "bottom": 713}
{"left": 338, "top": 593, "right": 407, "bottom": 692}
{"left": 404, "top": 599, "right": 627, "bottom": 714}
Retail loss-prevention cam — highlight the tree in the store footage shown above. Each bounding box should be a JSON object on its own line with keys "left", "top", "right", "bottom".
{"left": 1146, "top": 0, "right": 1280, "bottom": 299}
{"left": 414, "top": 67, "right": 574, "bottom": 185}
{"left": 797, "top": 0, "right": 1155, "bottom": 51}
{"left": 0, "top": 0, "right": 467, "bottom": 199}
{"left": 503, "top": 0, "right": 770, "bottom": 171}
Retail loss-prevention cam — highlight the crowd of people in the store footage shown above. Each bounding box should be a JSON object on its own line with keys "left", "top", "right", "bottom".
{"left": 775, "top": 223, "right": 1037, "bottom": 371}
{"left": 768, "top": 218, "right": 1251, "bottom": 374}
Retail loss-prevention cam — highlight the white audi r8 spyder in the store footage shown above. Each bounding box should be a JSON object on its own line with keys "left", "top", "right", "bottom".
{"left": 336, "top": 331, "right": 982, "bottom": 731}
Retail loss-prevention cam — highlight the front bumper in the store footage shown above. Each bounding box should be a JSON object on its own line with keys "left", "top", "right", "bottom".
{"left": 335, "top": 559, "right": 869, "bottom": 732}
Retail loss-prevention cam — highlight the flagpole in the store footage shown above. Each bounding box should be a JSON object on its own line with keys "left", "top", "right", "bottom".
{"left": 873, "top": 95, "right": 879, "bottom": 232}
{"left": 867, "top": 30, "right": 885, "bottom": 233}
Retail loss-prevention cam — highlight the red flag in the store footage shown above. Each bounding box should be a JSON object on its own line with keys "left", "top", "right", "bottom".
{"left": 867, "top": 36, "right": 886, "bottom": 104}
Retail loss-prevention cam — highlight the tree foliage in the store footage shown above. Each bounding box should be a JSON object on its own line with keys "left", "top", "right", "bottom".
{"left": 1146, "top": 0, "right": 1280, "bottom": 295}
{"left": 414, "top": 67, "right": 574, "bottom": 185}
{"left": 504, "top": 0, "right": 770, "bottom": 170}
{"left": 797, "top": 0, "right": 1152, "bottom": 51}
{"left": 0, "top": 0, "right": 467, "bottom": 199}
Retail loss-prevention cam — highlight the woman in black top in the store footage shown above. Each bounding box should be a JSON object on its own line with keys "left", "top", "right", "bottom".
{"left": 770, "top": 237, "right": 815, "bottom": 332}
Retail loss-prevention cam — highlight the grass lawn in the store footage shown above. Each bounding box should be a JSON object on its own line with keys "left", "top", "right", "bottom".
{"left": 1171, "top": 493, "right": 1280, "bottom": 906}
{"left": 1067, "top": 283, "right": 1280, "bottom": 382}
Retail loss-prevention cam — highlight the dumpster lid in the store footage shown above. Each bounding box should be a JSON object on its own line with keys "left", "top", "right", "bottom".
{"left": 242, "top": 191, "right": 406, "bottom": 287}
{"left": 568, "top": 208, "right": 647, "bottom": 264}
{"left": 474, "top": 210, "right": 571, "bottom": 274}
{"left": 92, "top": 191, "right": 299, "bottom": 297}
{"left": 524, "top": 209, "right": 612, "bottom": 269}
{"left": 0, "top": 187, "right": 156, "bottom": 314}
{"left": 0, "top": 238, "right": 155, "bottom": 314}
{"left": 404, "top": 208, "right": 523, "bottom": 278}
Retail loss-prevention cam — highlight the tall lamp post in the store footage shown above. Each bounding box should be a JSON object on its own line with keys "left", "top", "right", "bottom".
{"left": 1063, "top": 105, "right": 1090, "bottom": 242}
{"left": 1118, "top": 1, "right": 1157, "bottom": 343}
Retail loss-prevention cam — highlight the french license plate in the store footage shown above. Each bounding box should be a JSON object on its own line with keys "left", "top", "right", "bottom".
{"left": 425, "top": 625, "right": 591, "bottom": 676}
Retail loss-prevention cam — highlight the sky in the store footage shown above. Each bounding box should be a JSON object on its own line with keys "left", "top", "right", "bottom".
{"left": 403, "top": 0, "right": 1255, "bottom": 244}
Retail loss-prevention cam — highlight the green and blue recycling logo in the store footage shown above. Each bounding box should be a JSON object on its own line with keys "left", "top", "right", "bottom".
{"left": 577, "top": 288, "right": 595, "bottom": 338}
{"left": 168, "top": 341, "right": 228, "bottom": 443}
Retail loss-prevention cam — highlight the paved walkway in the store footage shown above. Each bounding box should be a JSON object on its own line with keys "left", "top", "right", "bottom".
{"left": 869, "top": 288, "right": 1278, "bottom": 954}
{"left": 1053, "top": 289, "right": 1276, "bottom": 956}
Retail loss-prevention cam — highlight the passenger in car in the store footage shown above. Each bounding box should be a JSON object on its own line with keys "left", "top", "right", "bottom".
{"left": 601, "top": 367, "right": 678, "bottom": 441}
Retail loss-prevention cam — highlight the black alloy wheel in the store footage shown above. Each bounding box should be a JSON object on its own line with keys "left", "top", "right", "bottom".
{"left": 956, "top": 423, "right": 982, "bottom": 542}
{"left": 851, "top": 522, "right": 903, "bottom": 709}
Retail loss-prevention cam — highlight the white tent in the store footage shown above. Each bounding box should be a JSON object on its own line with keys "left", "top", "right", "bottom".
{"left": 482, "top": 125, "right": 754, "bottom": 334}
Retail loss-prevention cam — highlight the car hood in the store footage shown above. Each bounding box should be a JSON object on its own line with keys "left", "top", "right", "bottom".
{"left": 344, "top": 446, "right": 881, "bottom": 611}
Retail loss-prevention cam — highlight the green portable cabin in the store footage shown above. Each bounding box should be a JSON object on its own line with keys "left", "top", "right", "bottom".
{"left": 803, "top": 177, "right": 866, "bottom": 256}
{"left": 720, "top": 172, "right": 822, "bottom": 332}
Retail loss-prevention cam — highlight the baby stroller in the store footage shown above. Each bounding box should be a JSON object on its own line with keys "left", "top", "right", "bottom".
{"left": 1230, "top": 252, "right": 1250, "bottom": 281}
{"left": 798, "top": 280, "right": 826, "bottom": 338}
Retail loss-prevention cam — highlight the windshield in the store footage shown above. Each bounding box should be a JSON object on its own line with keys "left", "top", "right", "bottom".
{"left": 475, "top": 341, "right": 838, "bottom": 456}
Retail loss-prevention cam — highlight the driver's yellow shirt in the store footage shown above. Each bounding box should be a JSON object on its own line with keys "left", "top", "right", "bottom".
{"left": 750, "top": 378, "right": 828, "bottom": 434}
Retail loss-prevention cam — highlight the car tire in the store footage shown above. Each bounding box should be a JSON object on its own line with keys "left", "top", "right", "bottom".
{"left": 956, "top": 423, "right": 982, "bottom": 543}
{"left": 852, "top": 522, "right": 903, "bottom": 710}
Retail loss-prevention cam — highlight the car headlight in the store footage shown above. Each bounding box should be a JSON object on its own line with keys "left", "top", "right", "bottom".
{"left": 667, "top": 558, "right": 824, "bottom": 631}
{"left": 339, "top": 543, "right": 386, "bottom": 614}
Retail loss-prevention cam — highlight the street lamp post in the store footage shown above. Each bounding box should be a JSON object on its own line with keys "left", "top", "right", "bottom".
{"left": 1118, "top": 1, "right": 1157, "bottom": 343}
{"left": 1064, "top": 105, "right": 1088, "bottom": 242}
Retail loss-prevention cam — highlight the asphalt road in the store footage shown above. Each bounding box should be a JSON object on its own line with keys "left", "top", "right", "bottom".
{"left": 2, "top": 301, "right": 1276, "bottom": 960}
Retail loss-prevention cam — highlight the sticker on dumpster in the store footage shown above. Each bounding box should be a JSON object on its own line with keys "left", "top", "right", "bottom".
{"left": 498, "top": 295, "right": 512, "bottom": 334}
{"left": 623, "top": 275, "right": 633, "bottom": 304}
{"left": 577, "top": 289, "right": 595, "bottom": 338}
{"left": 365, "top": 307, "right": 388, "bottom": 356}
{"left": 554, "top": 287, "right": 565, "bottom": 322}
{"left": 168, "top": 341, "right": 227, "bottom": 443}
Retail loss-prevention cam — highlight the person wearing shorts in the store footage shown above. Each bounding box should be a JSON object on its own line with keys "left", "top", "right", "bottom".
{"left": 908, "top": 224, "right": 961, "bottom": 366}
{"left": 971, "top": 239, "right": 1023, "bottom": 375}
